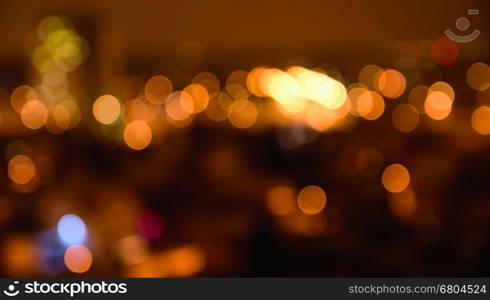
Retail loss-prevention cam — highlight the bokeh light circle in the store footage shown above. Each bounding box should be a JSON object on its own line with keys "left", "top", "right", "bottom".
{"left": 392, "top": 103, "right": 419, "bottom": 132}
{"left": 8, "top": 155, "right": 36, "bottom": 185}
{"left": 471, "top": 106, "right": 490, "bottom": 135}
{"left": 377, "top": 69, "right": 406, "bottom": 98}
{"left": 57, "top": 214, "right": 86, "bottom": 245}
{"left": 21, "top": 100, "right": 48, "bottom": 129}
{"left": 297, "top": 185, "right": 327, "bottom": 215}
{"left": 466, "top": 62, "right": 490, "bottom": 91}
{"left": 265, "top": 185, "right": 296, "bottom": 215}
{"left": 93, "top": 95, "right": 121, "bottom": 125}
{"left": 382, "top": 164, "right": 410, "bottom": 193}
{"left": 64, "top": 245, "right": 92, "bottom": 273}
{"left": 123, "top": 120, "right": 152, "bottom": 150}
{"left": 357, "top": 91, "right": 385, "bottom": 120}
{"left": 431, "top": 37, "right": 458, "bottom": 65}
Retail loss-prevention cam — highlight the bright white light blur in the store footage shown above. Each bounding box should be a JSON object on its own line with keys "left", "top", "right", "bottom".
{"left": 57, "top": 214, "right": 86, "bottom": 245}
{"left": 287, "top": 66, "right": 347, "bottom": 109}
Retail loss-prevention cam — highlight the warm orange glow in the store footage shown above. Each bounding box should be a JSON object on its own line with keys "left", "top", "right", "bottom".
{"left": 228, "top": 99, "right": 258, "bottom": 128}
{"left": 388, "top": 188, "right": 417, "bottom": 218}
{"left": 424, "top": 82, "right": 454, "bottom": 121}
{"left": 357, "top": 91, "right": 385, "bottom": 120}
{"left": 226, "top": 70, "right": 249, "bottom": 97}
{"left": 192, "top": 72, "right": 220, "bottom": 95}
{"left": 382, "top": 164, "right": 410, "bottom": 193}
{"left": 166, "top": 114, "right": 194, "bottom": 128}
{"left": 226, "top": 84, "right": 249, "bottom": 100}
{"left": 331, "top": 97, "right": 351, "bottom": 120}
{"left": 466, "top": 62, "right": 490, "bottom": 91}
{"left": 258, "top": 68, "right": 280, "bottom": 97}
{"left": 126, "top": 258, "right": 160, "bottom": 277}
{"left": 64, "top": 245, "right": 93, "bottom": 273}
{"left": 265, "top": 185, "right": 296, "bottom": 215}
{"left": 424, "top": 91, "right": 452, "bottom": 120}
{"left": 42, "top": 70, "right": 68, "bottom": 91}
{"left": 358, "top": 64, "right": 382, "bottom": 90}
{"left": 302, "top": 102, "right": 335, "bottom": 131}
{"left": 377, "top": 69, "right": 406, "bottom": 98}
{"left": 247, "top": 67, "right": 269, "bottom": 97}
{"left": 145, "top": 75, "right": 173, "bottom": 104}
{"left": 205, "top": 92, "right": 232, "bottom": 122}
{"left": 158, "top": 245, "right": 205, "bottom": 277}
{"left": 297, "top": 185, "right": 327, "bottom": 215}
{"left": 392, "top": 103, "right": 419, "bottom": 132}
{"left": 20, "top": 100, "right": 48, "bottom": 129}
{"left": 471, "top": 106, "right": 490, "bottom": 135}
{"left": 169, "top": 246, "right": 205, "bottom": 277}
{"left": 267, "top": 69, "right": 306, "bottom": 115}
{"left": 288, "top": 66, "right": 347, "bottom": 110}
{"left": 183, "top": 84, "right": 210, "bottom": 113}
{"left": 123, "top": 120, "right": 152, "bottom": 150}
{"left": 60, "top": 100, "right": 81, "bottom": 129}
{"left": 429, "top": 81, "right": 455, "bottom": 101}
{"left": 165, "top": 91, "right": 193, "bottom": 121}
{"left": 10, "top": 85, "right": 38, "bottom": 113}
{"left": 127, "top": 98, "right": 158, "bottom": 122}
{"left": 93, "top": 95, "right": 121, "bottom": 125}
{"left": 52, "top": 103, "right": 71, "bottom": 130}
{"left": 408, "top": 85, "right": 429, "bottom": 113}
{"left": 3, "top": 235, "right": 37, "bottom": 276}
{"left": 277, "top": 212, "right": 327, "bottom": 236}
{"left": 347, "top": 86, "right": 369, "bottom": 116}
{"left": 8, "top": 155, "right": 36, "bottom": 185}
{"left": 116, "top": 235, "right": 149, "bottom": 265}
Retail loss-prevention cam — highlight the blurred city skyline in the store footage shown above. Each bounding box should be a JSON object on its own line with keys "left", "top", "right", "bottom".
{"left": 0, "top": 0, "right": 489, "bottom": 277}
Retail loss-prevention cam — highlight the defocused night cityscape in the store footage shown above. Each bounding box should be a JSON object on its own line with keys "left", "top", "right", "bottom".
{"left": 0, "top": 0, "right": 489, "bottom": 277}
